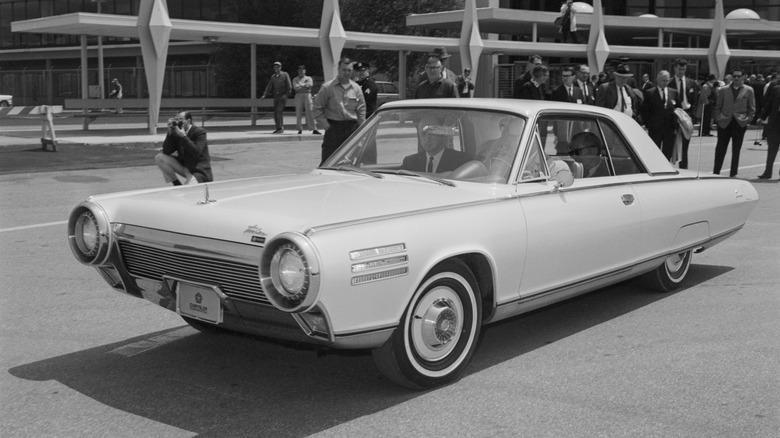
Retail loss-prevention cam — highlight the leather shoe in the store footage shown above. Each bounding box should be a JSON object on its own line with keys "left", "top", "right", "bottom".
{"left": 313, "top": 130, "right": 321, "bottom": 135}
{"left": 297, "top": 130, "right": 302, "bottom": 134}
{"left": 757, "top": 174, "right": 771, "bottom": 179}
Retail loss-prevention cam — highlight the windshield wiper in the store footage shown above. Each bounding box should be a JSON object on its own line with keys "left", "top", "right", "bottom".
{"left": 375, "top": 169, "right": 456, "bottom": 187}
{"left": 321, "top": 164, "right": 383, "bottom": 179}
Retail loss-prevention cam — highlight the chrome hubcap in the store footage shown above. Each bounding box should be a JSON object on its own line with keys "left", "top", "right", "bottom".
{"left": 411, "top": 289, "right": 463, "bottom": 362}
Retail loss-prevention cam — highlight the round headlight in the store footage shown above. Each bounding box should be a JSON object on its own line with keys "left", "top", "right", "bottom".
{"left": 74, "top": 211, "right": 99, "bottom": 256}
{"left": 260, "top": 234, "right": 321, "bottom": 313}
{"left": 272, "top": 244, "right": 307, "bottom": 298}
{"left": 68, "top": 203, "right": 112, "bottom": 265}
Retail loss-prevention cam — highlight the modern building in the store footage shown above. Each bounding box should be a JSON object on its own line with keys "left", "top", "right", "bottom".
{"left": 2, "top": 0, "right": 778, "bottom": 111}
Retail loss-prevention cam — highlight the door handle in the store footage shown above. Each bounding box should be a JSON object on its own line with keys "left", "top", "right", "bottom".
{"left": 621, "top": 194, "right": 635, "bottom": 205}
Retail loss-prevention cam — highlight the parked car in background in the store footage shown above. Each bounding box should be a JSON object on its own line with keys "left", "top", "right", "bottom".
{"left": 375, "top": 81, "right": 400, "bottom": 108}
{"left": 0, "top": 94, "right": 13, "bottom": 107}
{"left": 68, "top": 99, "right": 759, "bottom": 390}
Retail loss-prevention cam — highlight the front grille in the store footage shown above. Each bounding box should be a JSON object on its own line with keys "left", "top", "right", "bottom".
{"left": 118, "top": 240, "right": 270, "bottom": 305}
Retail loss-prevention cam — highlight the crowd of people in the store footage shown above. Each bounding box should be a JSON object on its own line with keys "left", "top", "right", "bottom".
{"left": 153, "top": 48, "right": 779, "bottom": 186}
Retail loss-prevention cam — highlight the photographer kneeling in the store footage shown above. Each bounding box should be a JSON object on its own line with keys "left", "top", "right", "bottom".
{"left": 155, "top": 111, "right": 213, "bottom": 186}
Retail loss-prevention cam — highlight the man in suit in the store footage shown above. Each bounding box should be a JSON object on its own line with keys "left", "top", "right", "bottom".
{"left": 641, "top": 70, "right": 681, "bottom": 159}
{"left": 595, "top": 64, "right": 637, "bottom": 119}
{"left": 517, "top": 65, "right": 549, "bottom": 100}
{"left": 552, "top": 66, "right": 585, "bottom": 103}
{"left": 640, "top": 73, "right": 654, "bottom": 93}
{"left": 155, "top": 111, "right": 213, "bottom": 186}
{"left": 713, "top": 70, "right": 756, "bottom": 177}
{"left": 513, "top": 55, "right": 543, "bottom": 99}
{"left": 668, "top": 58, "right": 700, "bottom": 168}
{"left": 575, "top": 64, "right": 596, "bottom": 105}
{"left": 402, "top": 115, "right": 471, "bottom": 173}
{"left": 757, "top": 81, "right": 780, "bottom": 179}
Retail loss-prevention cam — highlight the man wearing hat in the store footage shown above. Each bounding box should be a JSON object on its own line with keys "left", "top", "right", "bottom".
{"left": 353, "top": 62, "right": 378, "bottom": 118}
{"left": 261, "top": 61, "right": 292, "bottom": 134}
{"left": 292, "top": 65, "right": 320, "bottom": 135}
{"left": 596, "top": 63, "right": 638, "bottom": 120}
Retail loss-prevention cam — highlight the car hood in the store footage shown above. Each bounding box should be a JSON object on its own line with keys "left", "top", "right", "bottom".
{"left": 91, "top": 171, "right": 492, "bottom": 243}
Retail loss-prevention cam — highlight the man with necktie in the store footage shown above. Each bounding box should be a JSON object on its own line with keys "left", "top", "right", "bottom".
{"left": 668, "top": 58, "right": 700, "bottom": 168}
{"left": 575, "top": 64, "right": 596, "bottom": 105}
{"left": 642, "top": 70, "right": 681, "bottom": 159}
{"left": 595, "top": 63, "right": 637, "bottom": 119}
{"left": 552, "top": 67, "right": 584, "bottom": 103}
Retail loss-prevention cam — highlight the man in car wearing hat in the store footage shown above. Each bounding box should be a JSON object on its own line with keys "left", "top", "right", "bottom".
{"left": 596, "top": 63, "right": 638, "bottom": 120}
{"left": 292, "top": 65, "right": 320, "bottom": 135}
{"left": 353, "top": 62, "right": 378, "bottom": 118}
{"left": 261, "top": 61, "right": 292, "bottom": 134}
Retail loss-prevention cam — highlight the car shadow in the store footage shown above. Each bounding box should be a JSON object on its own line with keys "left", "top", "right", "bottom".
{"left": 8, "top": 264, "right": 732, "bottom": 437}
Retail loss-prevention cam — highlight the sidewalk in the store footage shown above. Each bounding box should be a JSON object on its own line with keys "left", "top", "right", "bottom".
{"left": 0, "top": 113, "right": 321, "bottom": 175}
{"left": 0, "top": 113, "right": 317, "bottom": 148}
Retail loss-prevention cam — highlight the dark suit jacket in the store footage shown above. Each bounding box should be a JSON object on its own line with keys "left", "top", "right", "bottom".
{"left": 640, "top": 81, "right": 655, "bottom": 93}
{"left": 512, "top": 71, "right": 533, "bottom": 99}
{"left": 162, "top": 125, "right": 213, "bottom": 182}
{"left": 402, "top": 148, "right": 471, "bottom": 173}
{"left": 517, "top": 81, "right": 546, "bottom": 100}
{"left": 595, "top": 82, "right": 638, "bottom": 117}
{"left": 715, "top": 85, "right": 756, "bottom": 128}
{"left": 641, "top": 86, "right": 680, "bottom": 135}
{"left": 551, "top": 84, "right": 585, "bottom": 103}
{"left": 575, "top": 80, "right": 596, "bottom": 105}
{"left": 759, "top": 83, "right": 780, "bottom": 137}
{"left": 669, "top": 76, "right": 700, "bottom": 113}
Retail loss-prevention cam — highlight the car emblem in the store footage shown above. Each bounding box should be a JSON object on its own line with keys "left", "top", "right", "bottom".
{"left": 244, "top": 225, "right": 267, "bottom": 237}
{"left": 195, "top": 292, "right": 203, "bottom": 304}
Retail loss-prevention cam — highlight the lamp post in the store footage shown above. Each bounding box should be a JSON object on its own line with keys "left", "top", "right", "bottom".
{"left": 92, "top": 0, "right": 107, "bottom": 100}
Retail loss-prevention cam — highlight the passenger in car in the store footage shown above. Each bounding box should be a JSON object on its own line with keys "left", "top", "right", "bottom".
{"left": 569, "top": 131, "right": 609, "bottom": 177}
{"left": 402, "top": 116, "right": 471, "bottom": 173}
{"left": 477, "top": 117, "right": 523, "bottom": 180}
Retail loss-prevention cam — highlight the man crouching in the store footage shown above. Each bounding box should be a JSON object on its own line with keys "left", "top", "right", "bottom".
{"left": 155, "top": 111, "right": 213, "bottom": 186}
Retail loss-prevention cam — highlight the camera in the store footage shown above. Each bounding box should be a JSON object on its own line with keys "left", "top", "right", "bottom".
{"left": 168, "top": 118, "right": 183, "bottom": 129}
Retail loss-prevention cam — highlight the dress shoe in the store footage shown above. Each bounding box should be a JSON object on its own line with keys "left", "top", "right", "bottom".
{"left": 757, "top": 174, "right": 771, "bottom": 179}
{"left": 272, "top": 129, "right": 282, "bottom": 134}
{"left": 297, "top": 130, "right": 302, "bottom": 134}
{"left": 313, "top": 130, "right": 321, "bottom": 135}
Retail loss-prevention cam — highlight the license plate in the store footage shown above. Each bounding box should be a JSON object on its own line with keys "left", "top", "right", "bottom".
{"left": 176, "top": 282, "right": 223, "bottom": 324}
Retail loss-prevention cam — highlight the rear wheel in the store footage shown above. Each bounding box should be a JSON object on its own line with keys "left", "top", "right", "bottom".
{"left": 642, "top": 250, "right": 692, "bottom": 292}
{"left": 0, "top": 101, "right": 9, "bottom": 107}
{"left": 372, "top": 259, "right": 482, "bottom": 390}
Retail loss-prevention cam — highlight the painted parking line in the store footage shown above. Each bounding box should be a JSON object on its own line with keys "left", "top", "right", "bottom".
{"left": 0, "top": 220, "right": 67, "bottom": 233}
{"left": 109, "top": 327, "right": 195, "bottom": 357}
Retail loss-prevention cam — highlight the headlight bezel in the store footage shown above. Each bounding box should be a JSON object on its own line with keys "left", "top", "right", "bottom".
{"left": 260, "top": 233, "right": 321, "bottom": 313}
{"left": 67, "top": 202, "right": 112, "bottom": 266}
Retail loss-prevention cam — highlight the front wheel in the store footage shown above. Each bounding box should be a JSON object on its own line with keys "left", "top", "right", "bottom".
{"left": 372, "top": 259, "right": 482, "bottom": 390}
{"left": 642, "top": 250, "right": 692, "bottom": 292}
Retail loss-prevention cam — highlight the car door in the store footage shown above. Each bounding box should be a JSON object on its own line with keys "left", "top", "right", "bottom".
{"left": 516, "top": 114, "right": 643, "bottom": 298}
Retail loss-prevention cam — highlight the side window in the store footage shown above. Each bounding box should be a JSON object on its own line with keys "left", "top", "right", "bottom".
{"left": 598, "top": 121, "right": 642, "bottom": 175}
{"left": 536, "top": 114, "right": 608, "bottom": 179}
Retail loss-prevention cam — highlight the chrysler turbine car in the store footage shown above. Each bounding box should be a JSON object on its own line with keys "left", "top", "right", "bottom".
{"left": 68, "top": 99, "right": 758, "bottom": 389}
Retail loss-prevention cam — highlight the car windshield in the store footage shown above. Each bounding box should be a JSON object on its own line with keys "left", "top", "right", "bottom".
{"left": 322, "top": 108, "right": 527, "bottom": 184}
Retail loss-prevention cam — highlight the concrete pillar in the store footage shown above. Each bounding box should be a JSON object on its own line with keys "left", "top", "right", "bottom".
{"left": 80, "top": 35, "right": 89, "bottom": 130}
{"left": 319, "top": 0, "right": 346, "bottom": 82}
{"left": 137, "top": 0, "right": 172, "bottom": 134}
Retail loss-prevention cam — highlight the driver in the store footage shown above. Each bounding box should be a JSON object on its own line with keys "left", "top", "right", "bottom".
{"left": 569, "top": 131, "right": 609, "bottom": 177}
{"left": 401, "top": 115, "right": 470, "bottom": 173}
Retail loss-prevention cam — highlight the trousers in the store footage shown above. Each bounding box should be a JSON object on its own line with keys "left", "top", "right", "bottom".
{"left": 713, "top": 118, "right": 747, "bottom": 177}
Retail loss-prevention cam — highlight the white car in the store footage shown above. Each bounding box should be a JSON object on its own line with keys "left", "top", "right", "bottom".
{"left": 0, "top": 94, "right": 12, "bottom": 107}
{"left": 68, "top": 99, "right": 759, "bottom": 389}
